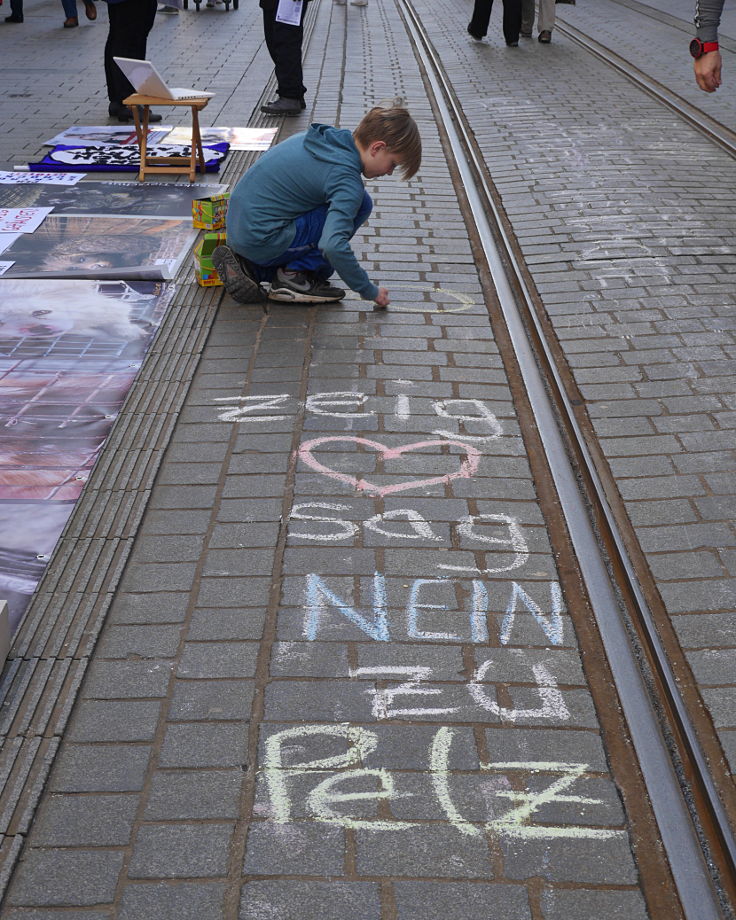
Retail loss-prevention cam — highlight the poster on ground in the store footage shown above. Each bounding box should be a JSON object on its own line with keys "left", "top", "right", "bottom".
{"left": 164, "top": 125, "right": 278, "bottom": 150}
{"left": 0, "top": 171, "right": 84, "bottom": 186}
{"left": 31, "top": 142, "right": 229, "bottom": 173}
{"left": 44, "top": 125, "right": 173, "bottom": 147}
{"left": 0, "top": 180, "right": 228, "bottom": 219}
{"left": 0, "top": 278, "right": 174, "bottom": 632}
{"left": 0, "top": 215, "right": 198, "bottom": 280}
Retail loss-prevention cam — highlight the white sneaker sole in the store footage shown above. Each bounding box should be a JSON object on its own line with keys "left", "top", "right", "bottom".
{"left": 268, "top": 287, "right": 344, "bottom": 304}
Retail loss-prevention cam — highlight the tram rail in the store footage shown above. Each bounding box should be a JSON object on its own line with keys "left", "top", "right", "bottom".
{"left": 556, "top": 19, "right": 736, "bottom": 158}
{"left": 396, "top": 0, "right": 736, "bottom": 916}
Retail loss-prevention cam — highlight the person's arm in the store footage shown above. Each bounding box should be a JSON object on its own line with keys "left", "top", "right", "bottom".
{"left": 319, "top": 173, "right": 382, "bottom": 301}
{"left": 694, "top": 0, "right": 725, "bottom": 92}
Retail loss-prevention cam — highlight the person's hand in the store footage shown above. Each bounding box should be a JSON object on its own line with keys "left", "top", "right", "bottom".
{"left": 374, "top": 287, "right": 390, "bottom": 309}
{"left": 695, "top": 50, "right": 722, "bottom": 92}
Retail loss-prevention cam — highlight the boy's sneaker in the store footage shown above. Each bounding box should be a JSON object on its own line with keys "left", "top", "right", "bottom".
{"left": 268, "top": 269, "right": 345, "bottom": 304}
{"left": 212, "top": 246, "right": 267, "bottom": 305}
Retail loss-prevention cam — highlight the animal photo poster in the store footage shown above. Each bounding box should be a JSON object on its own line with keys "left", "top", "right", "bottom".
{"left": 0, "top": 215, "right": 198, "bottom": 280}
{"left": 0, "top": 180, "right": 228, "bottom": 220}
{"left": 0, "top": 278, "right": 174, "bottom": 631}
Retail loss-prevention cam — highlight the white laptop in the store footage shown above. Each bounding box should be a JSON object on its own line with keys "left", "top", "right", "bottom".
{"left": 113, "top": 57, "right": 214, "bottom": 101}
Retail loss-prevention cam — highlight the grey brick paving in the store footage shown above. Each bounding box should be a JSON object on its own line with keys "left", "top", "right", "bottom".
{"left": 393, "top": 881, "right": 531, "bottom": 920}
{"left": 6, "top": 850, "right": 125, "bottom": 907}
{"left": 539, "top": 887, "right": 649, "bottom": 920}
{"left": 239, "top": 881, "right": 382, "bottom": 920}
{"left": 128, "top": 824, "right": 233, "bottom": 878}
{"left": 118, "top": 883, "right": 227, "bottom": 920}
{"left": 1, "top": 0, "right": 730, "bottom": 914}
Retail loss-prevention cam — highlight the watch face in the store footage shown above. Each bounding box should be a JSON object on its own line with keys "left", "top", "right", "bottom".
{"left": 690, "top": 38, "right": 703, "bottom": 58}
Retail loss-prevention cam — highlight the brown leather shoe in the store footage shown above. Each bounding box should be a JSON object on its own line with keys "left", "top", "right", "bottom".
{"left": 63, "top": 16, "right": 79, "bottom": 26}
{"left": 83, "top": 0, "right": 97, "bottom": 19}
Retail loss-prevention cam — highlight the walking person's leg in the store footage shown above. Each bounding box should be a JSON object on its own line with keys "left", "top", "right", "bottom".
{"left": 502, "top": 0, "right": 521, "bottom": 44}
{"left": 61, "top": 0, "right": 79, "bottom": 27}
{"left": 520, "top": 0, "right": 534, "bottom": 36}
{"left": 105, "top": 0, "right": 160, "bottom": 119}
{"left": 468, "top": 0, "right": 492, "bottom": 40}
{"left": 6, "top": 0, "right": 24, "bottom": 23}
{"left": 537, "top": 0, "right": 555, "bottom": 40}
{"left": 261, "top": 1, "right": 307, "bottom": 115}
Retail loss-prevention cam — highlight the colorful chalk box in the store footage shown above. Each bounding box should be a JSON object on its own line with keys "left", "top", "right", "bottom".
{"left": 192, "top": 192, "right": 229, "bottom": 230}
{"left": 193, "top": 232, "right": 227, "bottom": 286}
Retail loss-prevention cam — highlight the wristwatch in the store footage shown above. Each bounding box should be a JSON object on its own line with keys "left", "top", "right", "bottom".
{"left": 690, "top": 38, "right": 719, "bottom": 58}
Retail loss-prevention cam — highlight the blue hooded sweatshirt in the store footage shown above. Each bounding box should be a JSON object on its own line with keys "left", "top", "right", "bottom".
{"left": 226, "top": 124, "right": 378, "bottom": 300}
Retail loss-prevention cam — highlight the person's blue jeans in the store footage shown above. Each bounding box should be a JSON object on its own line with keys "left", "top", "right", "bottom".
{"left": 61, "top": 0, "right": 78, "bottom": 18}
{"left": 249, "top": 191, "right": 372, "bottom": 283}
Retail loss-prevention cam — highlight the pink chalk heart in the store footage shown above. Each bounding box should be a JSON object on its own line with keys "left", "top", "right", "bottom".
{"left": 297, "top": 436, "right": 481, "bottom": 497}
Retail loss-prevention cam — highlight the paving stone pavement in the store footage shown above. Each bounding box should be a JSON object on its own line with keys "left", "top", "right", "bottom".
{"left": 0, "top": 0, "right": 734, "bottom": 917}
{"left": 416, "top": 0, "right": 736, "bottom": 791}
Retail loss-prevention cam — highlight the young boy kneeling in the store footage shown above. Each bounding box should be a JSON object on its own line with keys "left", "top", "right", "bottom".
{"left": 213, "top": 106, "right": 421, "bottom": 308}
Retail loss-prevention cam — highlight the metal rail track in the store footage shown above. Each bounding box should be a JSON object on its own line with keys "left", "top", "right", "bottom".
{"left": 395, "top": 1, "right": 736, "bottom": 917}
{"left": 555, "top": 17, "right": 736, "bottom": 157}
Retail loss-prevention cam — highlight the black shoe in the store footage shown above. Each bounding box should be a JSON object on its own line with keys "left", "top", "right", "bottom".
{"left": 109, "top": 102, "right": 131, "bottom": 121}
{"left": 260, "top": 96, "right": 304, "bottom": 116}
{"left": 538, "top": 30, "right": 551, "bottom": 42}
{"left": 506, "top": 39, "right": 519, "bottom": 46}
{"left": 108, "top": 103, "right": 162, "bottom": 122}
{"left": 212, "top": 246, "right": 268, "bottom": 306}
{"left": 268, "top": 268, "right": 345, "bottom": 304}
{"left": 467, "top": 24, "right": 483, "bottom": 40}
{"left": 5, "top": 14, "right": 24, "bottom": 21}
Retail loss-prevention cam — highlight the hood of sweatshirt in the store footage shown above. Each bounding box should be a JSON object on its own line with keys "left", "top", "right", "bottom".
{"left": 303, "top": 123, "right": 363, "bottom": 172}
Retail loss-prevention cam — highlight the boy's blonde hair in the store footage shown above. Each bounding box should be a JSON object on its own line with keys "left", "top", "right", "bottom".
{"left": 354, "top": 106, "right": 421, "bottom": 180}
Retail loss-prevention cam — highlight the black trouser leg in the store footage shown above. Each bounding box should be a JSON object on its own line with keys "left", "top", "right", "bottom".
{"left": 468, "top": 0, "right": 492, "bottom": 38}
{"left": 105, "top": 0, "right": 157, "bottom": 104}
{"left": 502, "top": 0, "right": 521, "bottom": 42}
{"left": 262, "top": 4, "right": 306, "bottom": 100}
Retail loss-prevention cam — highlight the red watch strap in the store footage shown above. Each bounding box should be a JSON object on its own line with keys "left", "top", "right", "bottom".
{"left": 703, "top": 41, "right": 720, "bottom": 53}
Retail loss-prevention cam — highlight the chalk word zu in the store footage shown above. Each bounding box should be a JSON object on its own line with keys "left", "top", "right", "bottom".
{"left": 351, "top": 661, "right": 569, "bottom": 723}
{"left": 261, "top": 724, "right": 622, "bottom": 840}
{"left": 214, "top": 393, "right": 504, "bottom": 443}
{"left": 304, "top": 573, "right": 565, "bottom": 646}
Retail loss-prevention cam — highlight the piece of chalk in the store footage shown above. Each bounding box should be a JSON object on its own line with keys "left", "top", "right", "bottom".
{"left": 13, "top": 166, "right": 30, "bottom": 171}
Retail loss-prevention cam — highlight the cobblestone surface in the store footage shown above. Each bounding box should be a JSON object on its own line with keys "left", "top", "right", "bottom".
{"left": 1, "top": 0, "right": 734, "bottom": 916}
{"left": 413, "top": 0, "right": 736, "bottom": 786}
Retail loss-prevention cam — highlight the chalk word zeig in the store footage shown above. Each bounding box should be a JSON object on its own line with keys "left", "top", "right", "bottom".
{"left": 214, "top": 393, "right": 505, "bottom": 443}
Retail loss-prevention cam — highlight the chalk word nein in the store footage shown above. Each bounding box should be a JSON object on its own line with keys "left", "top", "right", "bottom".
{"left": 304, "top": 573, "right": 565, "bottom": 646}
